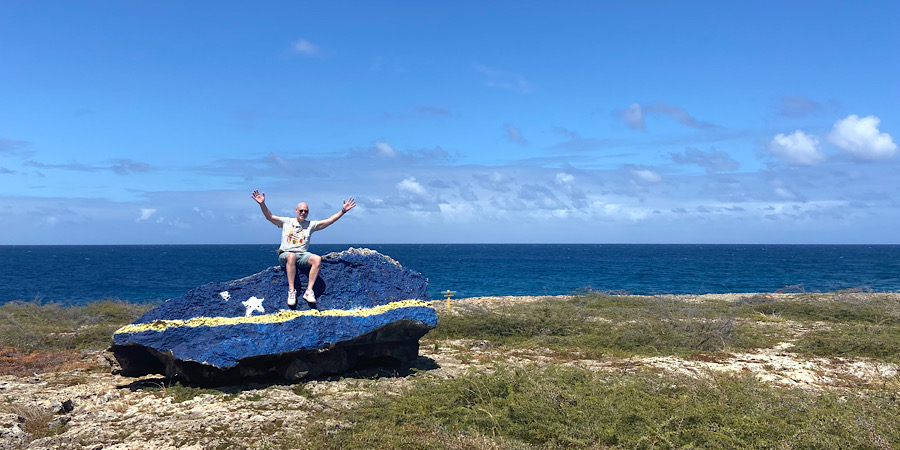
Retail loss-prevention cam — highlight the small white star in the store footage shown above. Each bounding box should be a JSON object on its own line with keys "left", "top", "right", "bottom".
{"left": 242, "top": 296, "right": 265, "bottom": 316}
{"left": 219, "top": 291, "right": 231, "bottom": 301}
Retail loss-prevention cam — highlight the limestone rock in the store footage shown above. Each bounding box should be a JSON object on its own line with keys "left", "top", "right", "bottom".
{"left": 110, "top": 248, "right": 436, "bottom": 385}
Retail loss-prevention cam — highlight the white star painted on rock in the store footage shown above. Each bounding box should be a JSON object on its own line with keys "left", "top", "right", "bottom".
{"left": 219, "top": 291, "right": 231, "bottom": 301}
{"left": 241, "top": 296, "right": 264, "bottom": 316}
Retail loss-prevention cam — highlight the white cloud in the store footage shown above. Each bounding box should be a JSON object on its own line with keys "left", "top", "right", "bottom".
{"left": 623, "top": 103, "right": 644, "bottom": 130}
{"left": 555, "top": 173, "right": 574, "bottom": 185}
{"left": 375, "top": 141, "right": 398, "bottom": 158}
{"left": 829, "top": 115, "right": 897, "bottom": 160}
{"left": 397, "top": 177, "right": 427, "bottom": 197}
{"left": 138, "top": 208, "right": 157, "bottom": 221}
{"left": 193, "top": 207, "right": 215, "bottom": 219}
{"left": 768, "top": 130, "right": 825, "bottom": 166}
{"left": 438, "top": 201, "right": 478, "bottom": 222}
{"left": 774, "top": 187, "right": 796, "bottom": 199}
{"left": 293, "top": 39, "right": 320, "bottom": 56}
{"left": 631, "top": 168, "right": 662, "bottom": 183}
{"left": 593, "top": 202, "right": 653, "bottom": 221}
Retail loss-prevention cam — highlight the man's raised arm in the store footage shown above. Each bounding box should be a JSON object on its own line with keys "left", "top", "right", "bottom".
{"left": 252, "top": 190, "right": 282, "bottom": 227}
{"left": 315, "top": 197, "right": 356, "bottom": 231}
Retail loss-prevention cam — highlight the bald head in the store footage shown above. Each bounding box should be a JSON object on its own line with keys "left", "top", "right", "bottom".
{"left": 295, "top": 202, "right": 309, "bottom": 220}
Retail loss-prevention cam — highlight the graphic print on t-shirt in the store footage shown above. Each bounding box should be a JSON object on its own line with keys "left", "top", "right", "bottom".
{"left": 287, "top": 223, "right": 306, "bottom": 245}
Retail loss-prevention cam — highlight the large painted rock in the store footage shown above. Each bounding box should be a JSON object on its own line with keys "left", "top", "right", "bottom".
{"left": 110, "top": 248, "right": 436, "bottom": 385}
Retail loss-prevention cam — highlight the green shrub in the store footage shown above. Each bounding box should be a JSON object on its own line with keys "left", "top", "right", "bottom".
{"left": 737, "top": 295, "right": 899, "bottom": 325}
{"left": 795, "top": 323, "right": 900, "bottom": 362}
{"left": 430, "top": 294, "right": 788, "bottom": 358}
{"left": 302, "top": 364, "right": 900, "bottom": 449}
{"left": 0, "top": 299, "right": 155, "bottom": 352}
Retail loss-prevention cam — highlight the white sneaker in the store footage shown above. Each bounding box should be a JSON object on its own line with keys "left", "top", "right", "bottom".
{"left": 303, "top": 290, "right": 317, "bottom": 305}
{"left": 287, "top": 290, "right": 297, "bottom": 307}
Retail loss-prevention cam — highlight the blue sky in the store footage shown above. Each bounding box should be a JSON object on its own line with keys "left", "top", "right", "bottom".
{"left": 1, "top": 1, "right": 898, "bottom": 244}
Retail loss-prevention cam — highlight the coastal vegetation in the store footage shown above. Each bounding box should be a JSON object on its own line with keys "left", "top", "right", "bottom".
{"left": 430, "top": 291, "right": 900, "bottom": 363}
{"left": 1, "top": 291, "right": 898, "bottom": 448}
{"left": 0, "top": 299, "right": 154, "bottom": 376}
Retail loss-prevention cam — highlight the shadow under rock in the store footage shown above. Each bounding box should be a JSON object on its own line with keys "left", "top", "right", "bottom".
{"left": 325, "top": 355, "right": 441, "bottom": 381}
{"left": 117, "top": 356, "right": 441, "bottom": 392}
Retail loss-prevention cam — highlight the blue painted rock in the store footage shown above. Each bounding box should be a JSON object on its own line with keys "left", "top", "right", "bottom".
{"left": 110, "top": 248, "right": 437, "bottom": 385}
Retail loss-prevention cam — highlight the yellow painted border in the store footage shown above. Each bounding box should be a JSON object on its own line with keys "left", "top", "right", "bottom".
{"left": 115, "top": 299, "right": 434, "bottom": 335}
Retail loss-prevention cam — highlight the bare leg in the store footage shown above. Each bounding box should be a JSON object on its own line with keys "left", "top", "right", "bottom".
{"left": 306, "top": 254, "right": 321, "bottom": 294}
{"left": 285, "top": 252, "right": 297, "bottom": 292}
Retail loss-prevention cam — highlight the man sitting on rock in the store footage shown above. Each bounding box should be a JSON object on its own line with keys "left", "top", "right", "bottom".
{"left": 252, "top": 189, "right": 356, "bottom": 308}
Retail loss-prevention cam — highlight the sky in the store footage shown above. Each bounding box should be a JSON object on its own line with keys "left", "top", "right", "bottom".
{"left": 1, "top": 1, "right": 898, "bottom": 245}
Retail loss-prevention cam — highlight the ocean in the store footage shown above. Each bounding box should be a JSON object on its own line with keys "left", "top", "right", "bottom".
{"left": 1, "top": 244, "right": 899, "bottom": 305}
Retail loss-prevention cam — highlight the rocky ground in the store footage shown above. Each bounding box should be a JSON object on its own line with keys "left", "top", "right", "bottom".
{"left": 2, "top": 294, "right": 898, "bottom": 449}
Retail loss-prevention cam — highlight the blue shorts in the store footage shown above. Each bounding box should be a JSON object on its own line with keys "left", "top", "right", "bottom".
{"left": 278, "top": 251, "right": 313, "bottom": 267}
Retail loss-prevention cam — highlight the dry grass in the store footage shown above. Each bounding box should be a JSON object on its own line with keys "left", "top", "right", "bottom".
{"left": 0, "top": 345, "right": 90, "bottom": 376}
{"left": 0, "top": 402, "right": 66, "bottom": 439}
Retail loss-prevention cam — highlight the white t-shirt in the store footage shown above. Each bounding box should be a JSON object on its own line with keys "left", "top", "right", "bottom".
{"left": 275, "top": 217, "right": 321, "bottom": 253}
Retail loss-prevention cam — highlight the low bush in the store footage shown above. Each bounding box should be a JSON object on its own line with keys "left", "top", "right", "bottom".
{"left": 302, "top": 364, "right": 899, "bottom": 449}
{"left": 0, "top": 299, "right": 154, "bottom": 353}
{"left": 430, "top": 294, "right": 789, "bottom": 358}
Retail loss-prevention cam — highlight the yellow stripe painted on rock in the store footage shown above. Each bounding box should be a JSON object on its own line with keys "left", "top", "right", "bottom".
{"left": 114, "top": 299, "right": 434, "bottom": 335}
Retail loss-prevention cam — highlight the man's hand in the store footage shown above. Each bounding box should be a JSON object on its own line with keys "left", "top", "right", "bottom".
{"left": 253, "top": 190, "right": 281, "bottom": 226}
{"left": 342, "top": 197, "right": 356, "bottom": 213}
{"left": 316, "top": 197, "right": 357, "bottom": 231}
{"left": 252, "top": 190, "right": 266, "bottom": 205}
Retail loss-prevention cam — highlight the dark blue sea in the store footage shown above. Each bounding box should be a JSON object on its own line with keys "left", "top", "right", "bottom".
{"left": 1, "top": 244, "right": 899, "bottom": 305}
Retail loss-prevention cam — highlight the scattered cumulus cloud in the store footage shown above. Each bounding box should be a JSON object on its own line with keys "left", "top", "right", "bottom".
{"left": 293, "top": 38, "right": 320, "bottom": 56}
{"left": 6, "top": 149, "right": 897, "bottom": 244}
{"left": 350, "top": 143, "right": 451, "bottom": 163}
{"left": 630, "top": 167, "right": 662, "bottom": 184}
{"left": 137, "top": 208, "right": 156, "bottom": 221}
{"left": 193, "top": 207, "right": 215, "bottom": 219}
{"left": 375, "top": 141, "right": 398, "bottom": 158}
{"left": 397, "top": 177, "right": 427, "bottom": 197}
{"left": 437, "top": 201, "right": 479, "bottom": 222}
{"left": 768, "top": 130, "right": 825, "bottom": 166}
{"left": 5, "top": 124, "right": 898, "bottom": 244}
{"left": 555, "top": 172, "right": 574, "bottom": 185}
{"left": 774, "top": 187, "right": 796, "bottom": 199}
{"left": 828, "top": 115, "right": 897, "bottom": 160}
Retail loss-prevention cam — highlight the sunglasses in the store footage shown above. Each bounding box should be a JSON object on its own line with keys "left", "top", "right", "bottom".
{"left": 297, "top": 210, "right": 308, "bottom": 213}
